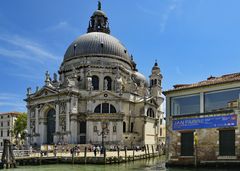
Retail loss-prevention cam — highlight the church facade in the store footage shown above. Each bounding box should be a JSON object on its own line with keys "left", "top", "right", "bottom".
{"left": 25, "top": 3, "right": 164, "bottom": 147}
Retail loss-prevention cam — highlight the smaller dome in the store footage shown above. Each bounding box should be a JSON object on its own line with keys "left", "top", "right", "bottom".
{"left": 152, "top": 61, "right": 160, "bottom": 70}
{"left": 93, "top": 10, "right": 107, "bottom": 17}
{"left": 132, "top": 71, "right": 148, "bottom": 87}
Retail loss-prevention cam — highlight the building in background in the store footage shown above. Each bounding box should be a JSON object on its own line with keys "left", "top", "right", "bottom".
{"left": 25, "top": 3, "right": 165, "bottom": 148}
{"left": 0, "top": 112, "right": 20, "bottom": 150}
{"left": 164, "top": 73, "right": 240, "bottom": 166}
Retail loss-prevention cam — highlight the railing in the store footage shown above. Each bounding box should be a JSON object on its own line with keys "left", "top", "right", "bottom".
{"left": 0, "top": 150, "right": 31, "bottom": 158}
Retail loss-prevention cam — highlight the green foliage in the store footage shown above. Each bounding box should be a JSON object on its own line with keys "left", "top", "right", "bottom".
{"left": 12, "top": 113, "right": 27, "bottom": 145}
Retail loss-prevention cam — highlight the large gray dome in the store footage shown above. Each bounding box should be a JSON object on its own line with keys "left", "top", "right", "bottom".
{"left": 64, "top": 32, "right": 131, "bottom": 63}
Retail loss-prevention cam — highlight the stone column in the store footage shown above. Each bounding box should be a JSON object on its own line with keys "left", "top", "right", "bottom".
{"left": 99, "top": 72, "right": 104, "bottom": 90}
{"left": 71, "top": 96, "right": 78, "bottom": 114}
{"left": 55, "top": 103, "right": 59, "bottom": 132}
{"left": 27, "top": 107, "right": 31, "bottom": 134}
{"left": 119, "top": 101, "right": 122, "bottom": 113}
{"left": 109, "top": 122, "right": 113, "bottom": 143}
{"left": 87, "top": 100, "right": 92, "bottom": 112}
{"left": 27, "top": 107, "right": 31, "bottom": 146}
{"left": 66, "top": 101, "right": 70, "bottom": 132}
{"left": 35, "top": 107, "right": 39, "bottom": 134}
{"left": 70, "top": 115, "right": 78, "bottom": 144}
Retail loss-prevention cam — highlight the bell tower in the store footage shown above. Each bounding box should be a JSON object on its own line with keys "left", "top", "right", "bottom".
{"left": 87, "top": 1, "right": 110, "bottom": 34}
{"left": 149, "top": 60, "right": 163, "bottom": 100}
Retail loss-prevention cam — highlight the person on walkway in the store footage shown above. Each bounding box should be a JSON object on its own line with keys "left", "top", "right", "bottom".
{"left": 53, "top": 144, "right": 57, "bottom": 157}
{"left": 93, "top": 146, "right": 97, "bottom": 157}
{"left": 96, "top": 145, "right": 100, "bottom": 154}
{"left": 76, "top": 146, "right": 80, "bottom": 156}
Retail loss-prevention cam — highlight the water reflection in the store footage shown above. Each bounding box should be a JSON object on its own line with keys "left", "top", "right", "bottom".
{"left": 6, "top": 157, "right": 239, "bottom": 171}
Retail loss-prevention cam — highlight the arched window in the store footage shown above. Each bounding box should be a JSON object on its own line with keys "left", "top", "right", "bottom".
{"left": 46, "top": 108, "right": 56, "bottom": 144}
{"left": 94, "top": 104, "right": 101, "bottom": 113}
{"left": 110, "top": 105, "right": 116, "bottom": 113}
{"left": 104, "top": 76, "right": 112, "bottom": 90}
{"left": 113, "top": 125, "right": 117, "bottom": 132}
{"left": 102, "top": 103, "right": 109, "bottom": 113}
{"left": 147, "top": 108, "right": 155, "bottom": 118}
{"left": 94, "top": 103, "right": 116, "bottom": 113}
{"left": 92, "top": 75, "right": 99, "bottom": 90}
{"left": 154, "top": 79, "right": 157, "bottom": 85}
{"left": 151, "top": 80, "right": 154, "bottom": 86}
{"left": 123, "top": 122, "right": 126, "bottom": 133}
{"left": 131, "top": 122, "right": 134, "bottom": 133}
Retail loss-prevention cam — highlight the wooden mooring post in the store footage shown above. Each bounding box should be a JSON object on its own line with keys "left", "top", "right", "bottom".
{"left": 84, "top": 147, "right": 87, "bottom": 164}
{"left": 151, "top": 145, "right": 154, "bottom": 157}
{"left": 144, "top": 145, "right": 147, "bottom": 159}
{"left": 124, "top": 147, "right": 127, "bottom": 162}
{"left": 117, "top": 146, "right": 120, "bottom": 163}
{"left": 1, "top": 139, "right": 16, "bottom": 169}
{"left": 147, "top": 145, "right": 150, "bottom": 158}
{"left": 132, "top": 148, "right": 135, "bottom": 161}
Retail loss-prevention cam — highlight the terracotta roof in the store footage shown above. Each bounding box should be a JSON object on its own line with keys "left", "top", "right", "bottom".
{"left": 164, "top": 72, "right": 240, "bottom": 94}
{"left": 0, "top": 112, "right": 22, "bottom": 117}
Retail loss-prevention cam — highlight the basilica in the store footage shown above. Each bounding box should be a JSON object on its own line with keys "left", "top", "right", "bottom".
{"left": 25, "top": 3, "right": 164, "bottom": 147}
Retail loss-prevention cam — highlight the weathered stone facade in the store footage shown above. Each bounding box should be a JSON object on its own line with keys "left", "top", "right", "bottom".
{"left": 164, "top": 73, "right": 240, "bottom": 166}
{"left": 25, "top": 4, "right": 165, "bottom": 147}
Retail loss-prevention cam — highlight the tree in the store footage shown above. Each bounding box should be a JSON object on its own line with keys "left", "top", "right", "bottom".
{"left": 12, "top": 113, "right": 27, "bottom": 146}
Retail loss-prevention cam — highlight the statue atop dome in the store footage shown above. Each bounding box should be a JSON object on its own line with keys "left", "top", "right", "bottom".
{"left": 98, "top": 1, "right": 101, "bottom": 10}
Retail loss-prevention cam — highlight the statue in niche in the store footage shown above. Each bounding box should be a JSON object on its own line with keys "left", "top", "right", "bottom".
{"left": 60, "top": 116, "right": 66, "bottom": 132}
{"left": 30, "top": 121, "right": 35, "bottom": 134}
{"left": 104, "top": 79, "right": 108, "bottom": 90}
{"left": 71, "top": 65, "right": 77, "bottom": 78}
{"left": 30, "top": 111, "right": 35, "bottom": 118}
{"left": 60, "top": 102, "right": 66, "bottom": 114}
{"left": 73, "top": 97, "right": 77, "bottom": 108}
{"left": 87, "top": 77, "right": 93, "bottom": 91}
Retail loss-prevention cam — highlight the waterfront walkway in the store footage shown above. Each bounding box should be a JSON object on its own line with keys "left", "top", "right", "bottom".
{"left": 12, "top": 147, "right": 164, "bottom": 165}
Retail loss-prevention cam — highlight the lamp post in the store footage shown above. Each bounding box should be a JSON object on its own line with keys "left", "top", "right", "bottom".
{"left": 97, "top": 122, "right": 109, "bottom": 152}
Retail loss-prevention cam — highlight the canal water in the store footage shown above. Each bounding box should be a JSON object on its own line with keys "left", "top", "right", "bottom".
{"left": 6, "top": 157, "right": 239, "bottom": 171}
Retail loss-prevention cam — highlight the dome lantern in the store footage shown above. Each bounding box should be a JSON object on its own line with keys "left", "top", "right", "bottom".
{"left": 87, "top": 1, "right": 110, "bottom": 34}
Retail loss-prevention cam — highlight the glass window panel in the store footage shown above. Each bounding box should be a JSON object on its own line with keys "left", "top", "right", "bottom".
{"left": 102, "top": 103, "right": 109, "bottom": 113}
{"left": 171, "top": 94, "right": 200, "bottom": 115}
{"left": 92, "top": 75, "right": 99, "bottom": 90}
{"left": 110, "top": 105, "right": 116, "bottom": 113}
{"left": 205, "top": 88, "right": 240, "bottom": 112}
{"left": 123, "top": 122, "right": 126, "bottom": 133}
{"left": 94, "top": 105, "right": 101, "bottom": 113}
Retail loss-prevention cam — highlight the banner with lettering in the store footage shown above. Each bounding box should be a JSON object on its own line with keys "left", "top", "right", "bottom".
{"left": 172, "top": 114, "right": 237, "bottom": 131}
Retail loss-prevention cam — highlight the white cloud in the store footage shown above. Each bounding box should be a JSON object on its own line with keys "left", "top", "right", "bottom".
{"left": 0, "top": 34, "right": 58, "bottom": 61}
{"left": 45, "top": 21, "right": 79, "bottom": 34}
{"left": 8, "top": 73, "right": 42, "bottom": 80}
{"left": 0, "top": 93, "right": 19, "bottom": 100}
{"left": 0, "top": 93, "right": 26, "bottom": 112}
{"left": 160, "top": 0, "right": 182, "bottom": 32}
{"left": 136, "top": 0, "right": 183, "bottom": 33}
{"left": 176, "top": 66, "right": 183, "bottom": 76}
{"left": 136, "top": 4, "right": 161, "bottom": 16}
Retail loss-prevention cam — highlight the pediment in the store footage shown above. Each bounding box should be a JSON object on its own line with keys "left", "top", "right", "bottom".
{"left": 146, "top": 97, "right": 158, "bottom": 106}
{"left": 32, "top": 86, "right": 58, "bottom": 98}
{"left": 88, "top": 91, "right": 122, "bottom": 100}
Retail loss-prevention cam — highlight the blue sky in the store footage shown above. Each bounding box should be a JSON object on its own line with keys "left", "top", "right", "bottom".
{"left": 0, "top": 0, "right": 240, "bottom": 112}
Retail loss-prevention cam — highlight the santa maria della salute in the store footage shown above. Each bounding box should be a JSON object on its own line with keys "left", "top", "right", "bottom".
{"left": 25, "top": 2, "right": 165, "bottom": 148}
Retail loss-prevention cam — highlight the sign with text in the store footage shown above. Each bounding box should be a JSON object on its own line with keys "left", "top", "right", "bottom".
{"left": 172, "top": 114, "right": 237, "bottom": 131}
